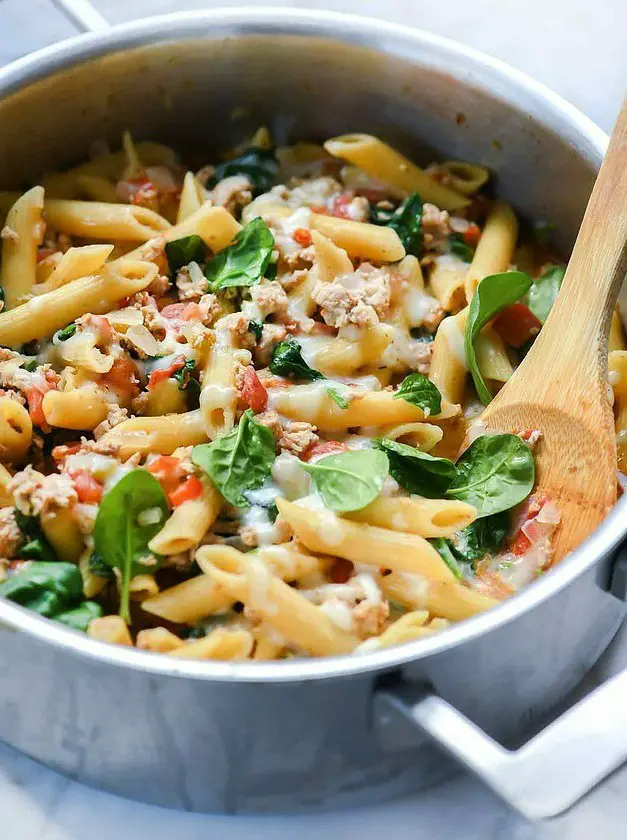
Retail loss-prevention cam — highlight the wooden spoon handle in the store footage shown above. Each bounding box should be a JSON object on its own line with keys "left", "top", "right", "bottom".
{"left": 532, "top": 98, "right": 627, "bottom": 369}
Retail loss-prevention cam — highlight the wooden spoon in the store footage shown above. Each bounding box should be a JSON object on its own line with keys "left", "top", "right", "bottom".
{"left": 478, "top": 100, "right": 627, "bottom": 563}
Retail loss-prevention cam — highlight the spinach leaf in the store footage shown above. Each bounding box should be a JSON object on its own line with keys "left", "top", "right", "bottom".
{"left": 22, "top": 359, "right": 39, "bottom": 372}
{"left": 430, "top": 538, "right": 463, "bottom": 580}
{"left": 92, "top": 469, "right": 169, "bottom": 622}
{"left": 89, "top": 551, "right": 115, "bottom": 580}
{"left": 302, "top": 449, "right": 388, "bottom": 513}
{"left": 165, "top": 234, "right": 208, "bottom": 274}
{"left": 0, "top": 561, "right": 83, "bottom": 617}
{"left": 192, "top": 410, "right": 276, "bottom": 508}
{"left": 54, "top": 600, "right": 102, "bottom": 632}
{"left": 14, "top": 510, "right": 57, "bottom": 563}
{"left": 394, "top": 373, "right": 442, "bottom": 416}
{"left": 327, "top": 387, "right": 349, "bottom": 409}
{"left": 371, "top": 192, "right": 423, "bottom": 257}
{"left": 449, "top": 511, "right": 510, "bottom": 563}
{"left": 447, "top": 433, "right": 534, "bottom": 517}
{"left": 209, "top": 147, "right": 278, "bottom": 195}
{"left": 526, "top": 265, "right": 565, "bottom": 324}
{"left": 449, "top": 232, "right": 474, "bottom": 262}
{"left": 172, "top": 358, "right": 201, "bottom": 397}
{"left": 56, "top": 323, "right": 77, "bottom": 342}
{"left": 374, "top": 438, "right": 456, "bottom": 498}
{"left": 205, "top": 218, "right": 274, "bottom": 290}
{"left": 248, "top": 319, "right": 264, "bottom": 341}
{"left": 464, "top": 271, "right": 533, "bottom": 404}
{"left": 269, "top": 340, "right": 324, "bottom": 381}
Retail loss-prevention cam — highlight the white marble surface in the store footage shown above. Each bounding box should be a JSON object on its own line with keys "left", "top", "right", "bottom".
{"left": 2, "top": 1, "right": 627, "bottom": 837}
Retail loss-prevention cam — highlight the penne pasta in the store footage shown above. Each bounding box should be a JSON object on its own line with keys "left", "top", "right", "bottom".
{"left": 0, "top": 187, "right": 45, "bottom": 309}
{"left": 324, "top": 134, "right": 470, "bottom": 211}
{"left": 276, "top": 499, "right": 456, "bottom": 582}
{"left": 43, "top": 199, "right": 171, "bottom": 242}
{"left": 345, "top": 496, "right": 477, "bottom": 538}
{"left": 464, "top": 200, "right": 518, "bottom": 301}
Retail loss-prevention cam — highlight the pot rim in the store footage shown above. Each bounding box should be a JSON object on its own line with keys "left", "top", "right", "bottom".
{"left": 0, "top": 7, "right": 619, "bottom": 683}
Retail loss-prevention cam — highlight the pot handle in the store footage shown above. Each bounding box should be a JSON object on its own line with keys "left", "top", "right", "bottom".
{"left": 375, "top": 667, "right": 627, "bottom": 820}
{"left": 51, "top": 0, "right": 110, "bottom": 32}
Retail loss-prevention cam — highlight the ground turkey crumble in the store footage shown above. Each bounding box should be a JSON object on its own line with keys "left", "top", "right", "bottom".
{"left": 10, "top": 466, "right": 77, "bottom": 517}
{"left": 0, "top": 507, "right": 23, "bottom": 559}
{"left": 311, "top": 264, "right": 392, "bottom": 328}
{"left": 254, "top": 410, "right": 319, "bottom": 456}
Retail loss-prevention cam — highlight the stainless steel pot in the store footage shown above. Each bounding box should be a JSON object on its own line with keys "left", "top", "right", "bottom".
{"left": 1, "top": 3, "right": 626, "bottom": 819}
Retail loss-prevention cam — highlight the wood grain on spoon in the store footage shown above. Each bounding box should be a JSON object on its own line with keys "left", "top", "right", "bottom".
{"left": 479, "top": 99, "right": 627, "bottom": 562}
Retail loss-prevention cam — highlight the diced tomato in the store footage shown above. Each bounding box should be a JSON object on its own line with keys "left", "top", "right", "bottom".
{"left": 147, "top": 455, "right": 184, "bottom": 482}
{"left": 25, "top": 388, "right": 46, "bottom": 427}
{"left": 118, "top": 176, "right": 160, "bottom": 209}
{"left": 147, "top": 455, "right": 186, "bottom": 496}
{"left": 100, "top": 356, "right": 140, "bottom": 395}
{"left": 240, "top": 366, "right": 268, "bottom": 414}
{"left": 329, "top": 558, "right": 354, "bottom": 584}
{"left": 25, "top": 375, "right": 57, "bottom": 428}
{"left": 492, "top": 303, "right": 543, "bottom": 349}
{"left": 310, "top": 194, "right": 354, "bottom": 220}
{"left": 147, "top": 354, "right": 186, "bottom": 390}
{"left": 70, "top": 470, "right": 103, "bottom": 504}
{"left": 169, "top": 475, "right": 204, "bottom": 507}
{"left": 52, "top": 442, "right": 82, "bottom": 461}
{"left": 509, "top": 530, "right": 533, "bottom": 556}
{"left": 302, "top": 441, "right": 350, "bottom": 462}
{"left": 463, "top": 223, "right": 481, "bottom": 246}
{"left": 293, "top": 228, "right": 312, "bottom": 247}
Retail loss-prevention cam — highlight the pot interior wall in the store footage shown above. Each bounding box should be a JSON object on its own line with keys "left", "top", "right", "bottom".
{"left": 0, "top": 33, "right": 599, "bottom": 254}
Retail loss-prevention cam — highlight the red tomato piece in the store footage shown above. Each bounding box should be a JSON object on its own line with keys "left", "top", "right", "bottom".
{"left": 101, "top": 357, "right": 140, "bottom": 395}
{"left": 169, "top": 475, "right": 204, "bottom": 507}
{"left": 492, "top": 303, "right": 542, "bottom": 348}
{"left": 302, "top": 441, "right": 350, "bottom": 462}
{"left": 240, "top": 367, "right": 268, "bottom": 414}
{"left": 509, "top": 530, "right": 533, "bottom": 556}
{"left": 25, "top": 388, "right": 46, "bottom": 427}
{"left": 329, "top": 558, "right": 354, "bottom": 584}
{"left": 51, "top": 442, "right": 82, "bottom": 462}
{"left": 293, "top": 228, "right": 312, "bottom": 247}
{"left": 147, "top": 355, "right": 186, "bottom": 391}
{"left": 147, "top": 455, "right": 186, "bottom": 496}
{"left": 463, "top": 222, "right": 481, "bottom": 246}
{"left": 70, "top": 470, "right": 104, "bottom": 504}
{"left": 181, "top": 302, "right": 202, "bottom": 321}
{"left": 329, "top": 194, "right": 354, "bottom": 219}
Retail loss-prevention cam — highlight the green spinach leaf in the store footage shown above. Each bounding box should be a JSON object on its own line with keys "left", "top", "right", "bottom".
{"left": 172, "top": 358, "right": 201, "bottom": 397}
{"left": 22, "top": 359, "right": 39, "bottom": 372}
{"left": 14, "top": 510, "right": 57, "bottom": 563}
{"left": 302, "top": 449, "right": 388, "bottom": 513}
{"left": 430, "top": 538, "right": 463, "bottom": 580}
{"left": 374, "top": 438, "right": 456, "bottom": 498}
{"left": 526, "top": 265, "right": 565, "bottom": 324}
{"left": 0, "top": 561, "right": 83, "bottom": 617}
{"left": 370, "top": 192, "right": 423, "bottom": 257}
{"left": 54, "top": 600, "right": 103, "bottom": 632}
{"left": 449, "top": 232, "right": 475, "bottom": 262}
{"left": 394, "top": 373, "right": 442, "bottom": 416}
{"left": 165, "top": 234, "right": 208, "bottom": 274}
{"left": 89, "top": 551, "right": 115, "bottom": 580}
{"left": 248, "top": 319, "right": 264, "bottom": 341}
{"left": 56, "top": 323, "right": 77, "bottom": 342}
{"left": 464, "top": 271, "right": 533, "bottom": 404}
{"left": 92, "top": 469, "right": 169, "bottom": 622}
{"left": 269, "top": 340, "right": 325, "bottom": 381}
{"left": 209, "top": 147, "right": 278, "bottom": 195}
{"left": 192, "top": 410, "right": 276, "bottom": 508}
{"left": 449, "top": 510, "right": 510, "bottom": 563}
{"left": 327, "top": 387, "right": 349, "bottom": 409}
{"left": 447, "top": 433, "right": 534, "bottom": 517}
{"left": 205, "top": 218, "right": 274, "bottom": 290}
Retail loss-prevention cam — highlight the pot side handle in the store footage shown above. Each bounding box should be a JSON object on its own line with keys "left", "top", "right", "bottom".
{"left": 51, "top": 0, "right": 110, "bottom": 32}
{"left": 375, "top": 669, "right": 627, "bottom": 820}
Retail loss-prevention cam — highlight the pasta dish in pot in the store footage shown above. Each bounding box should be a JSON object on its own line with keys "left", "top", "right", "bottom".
{"left": 0, "top": 130, "right": 623, "bottom": 659}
